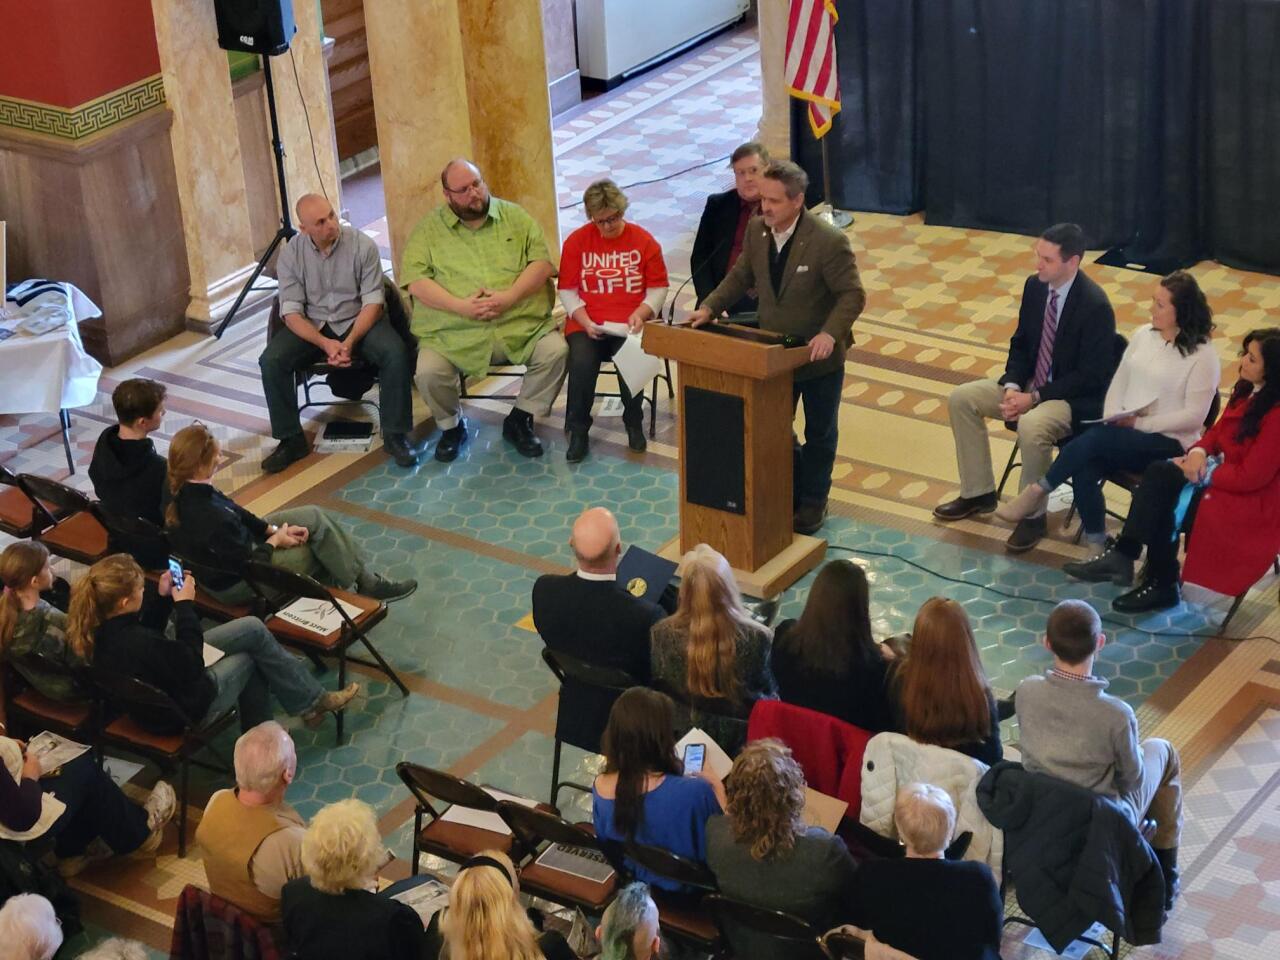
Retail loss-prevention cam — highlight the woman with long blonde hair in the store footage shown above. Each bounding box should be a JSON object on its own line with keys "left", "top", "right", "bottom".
{"left": 650, "top": 543, "right": 775, "bottom": 751}
{"left": 164, "top": 423, "right": 415, "bottom": 605}
{"left": 892, "top": 597, "right": 1001, "bottom": 765}
{"left": 0, "top": 541, "right": 80, "bottom": 701}
{"left": 67, "top": 553, "right": 354, "bottom": 734}
{"left": 435, "top": 850, "right": 575, "bottom": 959}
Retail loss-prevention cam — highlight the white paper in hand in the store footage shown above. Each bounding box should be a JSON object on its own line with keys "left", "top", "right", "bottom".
{"left": 611, "top": 333, "right": 664, "bottom": 395}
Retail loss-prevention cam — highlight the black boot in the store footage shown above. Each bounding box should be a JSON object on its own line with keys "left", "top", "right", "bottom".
{"left": 566, "top": 430, "right": 589, "bottom": 463}
{"left": 1155, "top": 847, "right": 1180, "bottom": 911}
{"left": 1063, "top": 544, "right": 1134, "bottom": 585}
{"left": 1113, "top": 576, "right": 1180, "bottom": 614}
{"left": 502, "top": 409, "right": 544, "bottom": 458}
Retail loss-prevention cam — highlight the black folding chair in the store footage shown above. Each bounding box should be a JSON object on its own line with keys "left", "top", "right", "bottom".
{"left": 538, "top": 647, "right": 637, "bottom": 807}
{"left": 396, "top": 762, "right": 527, "bottom": 873}
{"left": 15, "top": 472, "right": 109, "bottom": 565}
{"left": 496, "top": 800, "right": 618, "bottom": 913}
{"left": 623, "top": 840, "right": 721, "bottom": 950}
{"left": 92, "top": 668, "right": 236, "bottom": 857}
{"left": 0, "top": 464, "right": 47, "bottom": 538}
{"left": 704, "top": 894, "right": 828, "bottom": 960}
{"left": 2, "top": 650, "right": 99, "bottom": 747}
{"left": 244, "top": 561, "right": 403, "bottom": 742}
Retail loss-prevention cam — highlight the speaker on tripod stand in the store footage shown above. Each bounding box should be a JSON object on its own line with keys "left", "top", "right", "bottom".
{"left": 213, "top": 0, "right": 299, "bottom": 337}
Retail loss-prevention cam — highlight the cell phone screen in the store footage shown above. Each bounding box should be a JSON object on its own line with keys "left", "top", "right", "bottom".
{"left": 683, "top": 743, "right": 705, "bottom": 774}
{"left": 168, "top": 557, "right": 184, "bottom": 590}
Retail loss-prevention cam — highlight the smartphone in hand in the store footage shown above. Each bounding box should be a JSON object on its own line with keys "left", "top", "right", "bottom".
{"left": 683, "top": 742, "right": 705, "bottom": 775}
{"left": 168, "top": 557, "right": 185, "bottom": 591}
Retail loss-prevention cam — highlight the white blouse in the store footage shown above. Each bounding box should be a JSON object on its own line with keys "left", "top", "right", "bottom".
{"left": 1103, "top": 324, "right": 1221, "bottom": 451}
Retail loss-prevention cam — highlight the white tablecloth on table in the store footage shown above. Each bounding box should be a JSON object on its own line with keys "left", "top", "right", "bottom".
{"left": 0, "top": 280, "right": 104, "bottom": 415}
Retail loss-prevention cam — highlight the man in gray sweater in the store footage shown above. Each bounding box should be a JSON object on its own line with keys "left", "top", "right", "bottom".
{"left": 1015, "top": 599, "right": 1183, "bottom": 908}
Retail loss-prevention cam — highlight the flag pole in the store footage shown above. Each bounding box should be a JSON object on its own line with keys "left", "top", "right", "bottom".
{"left": 818, "top": 123, "right": 853, "bottom": 229}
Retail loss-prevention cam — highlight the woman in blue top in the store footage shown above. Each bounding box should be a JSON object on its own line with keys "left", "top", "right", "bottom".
{"left": 592, "top": 688, "right": 724, "bottom": 892}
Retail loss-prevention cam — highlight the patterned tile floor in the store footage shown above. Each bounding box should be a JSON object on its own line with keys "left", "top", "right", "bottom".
{"left": 5, "top": 21, "right": 1280, "bottom": 960}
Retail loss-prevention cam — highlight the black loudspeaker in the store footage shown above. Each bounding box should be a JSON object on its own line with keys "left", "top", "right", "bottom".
{"left": 214, "top": 0, "right": 296, "bottom": 56}
{"left": 684, "top": 387, "right": 746, "bottom": 515}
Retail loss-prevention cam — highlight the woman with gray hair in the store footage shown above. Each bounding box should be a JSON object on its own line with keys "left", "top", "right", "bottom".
{"left": 281, "top": 799, "right": 427, "bottom": 960}
{"left": 557, "top": 178, "right": 669, "bottom": 462}
{"left": 848, "top": 783, "right": 1003, "bottom": 960}
{"left": 597, "top": 882, "right": 661, "bottom": 960}
{"left": 0, "top": 894, "right": 63, "bottom": 960}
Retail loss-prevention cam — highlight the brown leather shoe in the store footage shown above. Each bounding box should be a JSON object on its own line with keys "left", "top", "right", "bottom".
{"left": 1005, "top": 515, "right": 1047, "bottom": 553}
{"left": 794, "top": 500, "right": 828, "bottom": 535}
{"left": 933, "top": 492, "right": 998, "bottom": 521}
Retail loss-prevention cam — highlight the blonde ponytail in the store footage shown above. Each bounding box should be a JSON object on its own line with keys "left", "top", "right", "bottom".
{"left": 66, "top": 554, "right": 144, "bottom": 659}
{"left": 0, "top": 541, "right": 51, "bottom": 653}
{"left": 166, "top": 423, "right": 220, "bottom": 527}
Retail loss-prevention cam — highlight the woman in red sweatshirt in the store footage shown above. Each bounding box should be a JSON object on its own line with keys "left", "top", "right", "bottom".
{"left": 558, "top": 179, "right": 669, "bottom": 463}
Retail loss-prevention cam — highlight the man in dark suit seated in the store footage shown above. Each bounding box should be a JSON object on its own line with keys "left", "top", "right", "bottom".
{"left": 532, "top": 507, "right": 664, "bottom": 749}
{"left": 933, "top": 223, "right": 1116, "bottom": 553}
{"left": 690, "top": 142, "right": 771, "bottom": 316}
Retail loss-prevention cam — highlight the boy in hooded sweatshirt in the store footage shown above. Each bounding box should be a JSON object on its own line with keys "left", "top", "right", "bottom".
{"left": 89, "top": 379, "right": 169, "bottom": 565}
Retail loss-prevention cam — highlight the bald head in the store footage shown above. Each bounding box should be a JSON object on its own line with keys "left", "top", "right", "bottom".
{"left": 295, "top": 193, "right": 340, "bottom": 248}
{"left": 441, "top": 158, "right": 490, "bottom": 222}
{"left": 571, "top": 507, "right": 621, "bottom": 573}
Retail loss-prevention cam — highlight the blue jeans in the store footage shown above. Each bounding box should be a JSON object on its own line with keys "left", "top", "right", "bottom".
{"left": 1042, "top": 426, "right": 1185, "bottom": 536}
{"left": 792, "top": 367, "right": 845, "bottom": 506}
{"left": 200, "top": 617, "right": 324, "bottom": 730}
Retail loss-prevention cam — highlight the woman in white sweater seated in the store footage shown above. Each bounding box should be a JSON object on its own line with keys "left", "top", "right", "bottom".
{"left": 998, "top": 270, "right": 1219, "bottom": 549}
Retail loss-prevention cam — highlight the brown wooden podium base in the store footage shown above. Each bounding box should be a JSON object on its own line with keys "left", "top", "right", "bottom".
{"left": 657, "top": 534, "right": 828, "bottom": 600}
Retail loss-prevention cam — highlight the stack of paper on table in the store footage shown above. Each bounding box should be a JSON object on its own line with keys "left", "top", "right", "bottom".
{"left": 437, "top": 786, "right": 539, "bottom": 835}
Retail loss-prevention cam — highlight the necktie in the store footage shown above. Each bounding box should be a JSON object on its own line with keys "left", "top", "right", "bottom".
{"left": 1031, "top": 289, "right": 1060, "bottom": 390}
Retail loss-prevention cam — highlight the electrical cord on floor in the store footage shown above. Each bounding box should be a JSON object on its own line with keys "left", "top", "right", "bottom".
{"left": 825, "top": 544, "right": 1280, "bottom": 645}
{"left": 288, "top": 48, "right": 330, "bottom": 206}
{"left": 556, "top": 154, "right": 731, "bottom": 209}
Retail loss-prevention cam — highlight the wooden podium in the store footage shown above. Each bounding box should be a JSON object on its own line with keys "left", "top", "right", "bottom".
{"left": 642, "top": 322, "right": 827, "bottom": 598}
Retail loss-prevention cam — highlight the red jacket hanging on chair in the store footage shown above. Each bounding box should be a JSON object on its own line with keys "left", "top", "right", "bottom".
{"left": 1183, "top": 394, "right": 1280, "bottom": 596}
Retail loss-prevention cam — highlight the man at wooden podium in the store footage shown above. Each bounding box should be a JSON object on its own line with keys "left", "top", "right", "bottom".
{"left": 689, "top": 160, "right": 865, "bottom": 534}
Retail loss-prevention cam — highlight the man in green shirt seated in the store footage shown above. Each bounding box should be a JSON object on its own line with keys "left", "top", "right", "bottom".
{"left": 400, "top": 158, "right": 568, "bottom": 462}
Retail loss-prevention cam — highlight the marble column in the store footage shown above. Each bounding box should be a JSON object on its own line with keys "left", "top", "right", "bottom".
{"left": 150, "top": 0, "right": 269, "bottom": 331}
{"left": 271, "top": 0, "right": 341, "bottom": 211}
{"left": 458, "top": 0, "right": 561, "bottom": 255}
{"left": 364, "top": 0, "right": 475, "bottom": 269}
{"left": 755, "top": 0, "right": 792, "bottom": 160}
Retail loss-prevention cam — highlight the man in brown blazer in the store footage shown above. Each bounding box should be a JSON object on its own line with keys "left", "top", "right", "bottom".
{"left": 690, "top": 160, "right": 866, "bottom": 534}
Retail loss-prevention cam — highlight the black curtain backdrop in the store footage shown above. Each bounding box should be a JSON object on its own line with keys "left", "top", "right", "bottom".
{"left": 791, "top": 0, "right": 1280, "bottom": 276}
{"left": 792, "top": 0, "right": 921, "bottom": 214}
{"left": 1205, "top": 0, "right": 1280, "bottom": 275}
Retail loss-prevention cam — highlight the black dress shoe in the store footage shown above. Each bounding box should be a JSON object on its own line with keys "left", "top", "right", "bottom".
{"left": 1113, "top": 578, "right": 1181, "bottom": 613}
{"left": 625, "top": 420, "right": 648, "bottom": 452}
{"left": 566, "top": 430, "right": 589, "bottom": 463}
{"left": 262, "top": 434, "right": 310, "bottom": 474}
{"left": 933, "top": 492, "right": 998, "bottom": 521}
{"left": 503, "top": 410, "right": 544, "bottom": 458}
{"left": 1063, "top": 544, "right": 1134, "bottom": 585}
{"left": 433, "top": 420, "right": 467, "bottom": 463}
{"left": 794, "top": 500, "right": 828, "bottom": 535}
{"left": 1005, "top": 515, "right": 1047, "bottom": 553}
{"left": 383, "top": 432, "right": 422, "bottom": 468}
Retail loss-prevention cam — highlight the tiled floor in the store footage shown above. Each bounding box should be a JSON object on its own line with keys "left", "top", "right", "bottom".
{"left": 5, "top": 23, "right": 1280, "bottom": 960}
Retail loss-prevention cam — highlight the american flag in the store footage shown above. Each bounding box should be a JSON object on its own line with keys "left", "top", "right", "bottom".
{"left": 785, "top": 0, "right": 841, "bottom": 138}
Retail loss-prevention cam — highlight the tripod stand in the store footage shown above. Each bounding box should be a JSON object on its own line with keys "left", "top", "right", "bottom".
{"left": 214, "top": 53, "right": 295, "bottom": 338}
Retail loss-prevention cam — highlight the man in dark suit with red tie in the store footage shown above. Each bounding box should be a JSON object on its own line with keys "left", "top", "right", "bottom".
{"left": 934, "top": 223, "right": 1117, "bottom": 552}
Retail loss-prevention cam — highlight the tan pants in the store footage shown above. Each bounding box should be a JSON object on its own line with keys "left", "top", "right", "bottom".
{"left": 414, "top": 331, "right": 568, "bottom": 430}
{"left": 947, "top": 379, "right": 1073, "bottom": 500}
{"left": 1123, "top": 737, "right": 1184, "bottom": 850}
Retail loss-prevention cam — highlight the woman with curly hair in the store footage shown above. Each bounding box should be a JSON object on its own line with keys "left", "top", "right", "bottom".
{"left": 998, "top": 270, "right": 1220, "bottom": 548}
{"left": 705, "top": 739, "right": 857, "bottom": 960}
{"left": 1066, "top": 326, "right": 1280, "bottom": 611}
{"left": 282, "top": 799, "right": 427, "bottom": 960}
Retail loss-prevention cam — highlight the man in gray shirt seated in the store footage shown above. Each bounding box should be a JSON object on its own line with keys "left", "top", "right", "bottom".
{"left": 1015, "top": 599, "right": 1183, "bottom": 908}
{"left": 259, "top": 194, "right": 422, "bottom": 472}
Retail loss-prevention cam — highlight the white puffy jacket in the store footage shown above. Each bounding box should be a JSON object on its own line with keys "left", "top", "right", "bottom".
{"left": 858, "top": 732, "right": 1003, "bottom": 882}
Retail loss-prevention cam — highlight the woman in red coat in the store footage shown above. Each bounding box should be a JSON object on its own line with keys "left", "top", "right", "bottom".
{"left": 1065, "top": 327, "right": 1280, "bottom": 612}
